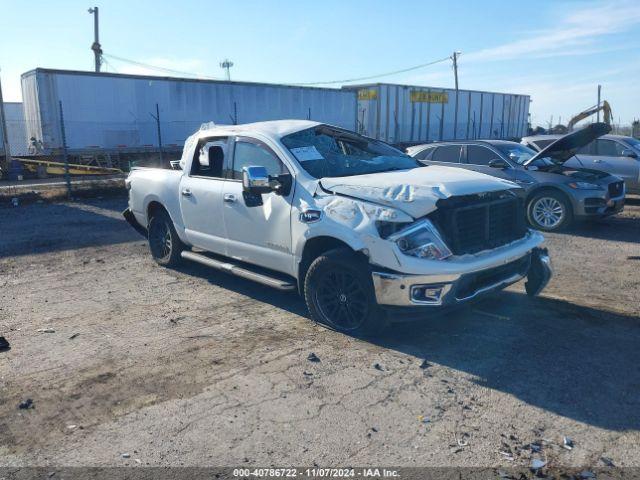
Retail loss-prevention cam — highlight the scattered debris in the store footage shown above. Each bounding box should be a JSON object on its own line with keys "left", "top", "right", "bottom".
{"left": 37, "top": 328, "right": 55, "bottom": 333}
{"left": 498, "top": 451, "right": 514, "bottom": 461}
{"left": 303, "top": 371, "right": 313, "bottom": 377}
{"left": 530, "top": 459, "right": 546, "bottom": 470}
{"left": 11, "top": 197, "right": 19, "bottom": 207}
{"left": 121, "top": 453, "right": 130, "bottom": 459}
{"left": 18, "top": 398, "right": 34, "bottom": 410}
{"left": 307, "top": 352, "right": 320, "bottom": 363}
{"left": 600, "top": 456, "right": 615, "bottom": 467}
{"left": 0, "top": 336, "right": 10, "bottom": 352}
{"left": 419, "top": 359, "right": 431, "bottom": 369}
{"left": 373, "top": 363, "right": 384, "bottom": 371}
{"left": 417, "top": 415, "right": 430, "bottom": 424}
{"left": 69, "top": 333, "right": 80, "bottom": 340}
{"left": 457, "top": 437, "right": 469, "bottom": 447}
{"left": 529, "top": 442, "right": 542, "bottom": 452}
{"left": 135, "top": 459, "right": 142, "bottom": 464}
{"left": 579, "top": 471, "right": 595, "bottom": 479}
{"left": 371, "top": 427, "right": 378, "bottom": 432}
{"left": 67, "top": 424, "right": 77, "bottom": 430}
{"left": 562, "top": 436, "right": 574, "bottom": 450}
{"left": 496, "top": 470, "right": 513, "bottom": 479}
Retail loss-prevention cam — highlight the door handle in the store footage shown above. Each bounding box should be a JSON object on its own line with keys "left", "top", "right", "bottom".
{"left": 181, "top": 189, "right": 192, "bottom": 197}
{"left": 223, "top": 193, "right": 237, "bottom": 203}
{"left": 593, "top": 159, "right": 603, "bottom": 163}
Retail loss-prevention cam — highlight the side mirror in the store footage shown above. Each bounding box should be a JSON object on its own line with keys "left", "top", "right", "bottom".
{"left": 242, "top": 166, "right": 272, "bottom": 194}
{"left": 621, "top": 148, "right": 638, "bottom": 159}
{"left": 489, "top": 158, "right": 509, "bottom": 169}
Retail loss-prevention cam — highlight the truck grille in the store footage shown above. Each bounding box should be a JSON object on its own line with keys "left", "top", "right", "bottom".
{"left": 432, "top": 191, "right": 527, "bottom": 256}
{"left": 608, "top": 181, "right": 624, "bottom": 198}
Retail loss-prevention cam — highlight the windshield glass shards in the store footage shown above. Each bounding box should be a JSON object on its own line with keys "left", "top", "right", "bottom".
{"left": 281, "top": 125, "right": 420, "bottom": 179}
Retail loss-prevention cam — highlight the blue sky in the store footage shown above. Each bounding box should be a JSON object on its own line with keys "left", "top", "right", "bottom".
{"left": 2, "top": 0, "right": 639, "bottom": 126}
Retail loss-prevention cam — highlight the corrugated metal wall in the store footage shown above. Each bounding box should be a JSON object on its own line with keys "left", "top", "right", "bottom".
{"left": 346, "top": 83, "right": 530, "bottom": 144}
{"left": 21, "top": 69, "right": 358, "bottom": 151}
{"left": 3, "top": 103, "right": 29, "bottom": 155}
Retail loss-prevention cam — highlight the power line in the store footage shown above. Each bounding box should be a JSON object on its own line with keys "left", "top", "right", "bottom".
{"left": 103, "top": 52, "right": 452, "bottom": 87}
{"left": 293, "top": 55, "right": 452, "bottom": 86}
{"left": 102, "top": 53, "right": 221, "bottom": 80}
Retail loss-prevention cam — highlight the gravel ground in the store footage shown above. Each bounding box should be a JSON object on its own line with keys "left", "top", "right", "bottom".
{"left": 0, "top": 194, "right": 639, "bottom": 468}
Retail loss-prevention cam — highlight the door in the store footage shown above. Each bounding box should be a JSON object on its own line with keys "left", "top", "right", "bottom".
{"left": 424, "top": 144, "right": 463, "bottom": 167}
{"left": 179, "top": 137, "right": 229, "bottom": 255}
{"left": 222, "top": 137, "right": 294, "bottom": 275}
{"left": 574, "top": 139, "right": 640, "bottom": 189}
{"left": 461, "top": 144, "right": 516, "bottom": 182}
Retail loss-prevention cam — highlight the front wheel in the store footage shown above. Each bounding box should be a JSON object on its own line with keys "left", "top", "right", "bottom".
{"left": 304, "top": 248, "right": 386, "bottom": 336}
{"left": 527, "top": 191, "right": 573, "bottom": 231}
{"left": 147, "top": 209, "right": 184, "bottom": 266}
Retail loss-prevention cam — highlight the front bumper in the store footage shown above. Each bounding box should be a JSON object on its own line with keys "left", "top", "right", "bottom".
{"left": 573, "top": 187, "right": 625, "bottom": 217}
{"left": 371, "top": 247, "right": 551, "bottom": 308}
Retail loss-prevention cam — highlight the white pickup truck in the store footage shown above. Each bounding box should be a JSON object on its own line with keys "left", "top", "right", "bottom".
{"left": 124, "top": 120, "right": 551, "bottom": 334}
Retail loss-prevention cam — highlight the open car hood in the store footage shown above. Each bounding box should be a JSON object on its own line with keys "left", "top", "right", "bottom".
{"left": 319, "top": 166, "right": 518, "bottom": 218}
{"left": 523, "top": 122, "right": 611, "bottom": 166}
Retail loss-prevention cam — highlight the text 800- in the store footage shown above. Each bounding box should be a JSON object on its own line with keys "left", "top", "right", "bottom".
{"left": 233, "top": 468, "right": 299, "bottom": 477}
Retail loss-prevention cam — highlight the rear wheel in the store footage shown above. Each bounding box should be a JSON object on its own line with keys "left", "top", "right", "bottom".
{"left": 527, "top": 191, "right": 573, "bottom": 231}
{"left": 148, "top": 209, "right": 184, "bottom": 266}
{"left": 304, "top": 248, "right": 386, "bottom": 335}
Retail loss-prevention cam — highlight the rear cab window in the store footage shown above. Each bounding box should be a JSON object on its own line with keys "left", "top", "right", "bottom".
{"left": 190, "top": 137, "right": 228, "bottom": 178}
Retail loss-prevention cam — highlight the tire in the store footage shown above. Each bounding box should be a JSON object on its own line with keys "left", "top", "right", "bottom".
{"left": 304, "top": 248, "right": 386, "bottom": 336}
{"left": 526, "top": 191, "right": 573, "bottom": 232}
{"left": 147, "top": 209, "right": 184, "bottom": 266}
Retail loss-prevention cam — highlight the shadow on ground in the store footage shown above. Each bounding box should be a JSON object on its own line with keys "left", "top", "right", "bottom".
{"left": 0, "top": 198, "right": 136, "bottom": 258}
{"left": 177, "top": 261, "right": 640, "bottom": 432}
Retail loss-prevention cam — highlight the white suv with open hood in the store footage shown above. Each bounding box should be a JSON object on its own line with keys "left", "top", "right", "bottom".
{"left": 124, "top": 120, "right": 551, "bottom": 334}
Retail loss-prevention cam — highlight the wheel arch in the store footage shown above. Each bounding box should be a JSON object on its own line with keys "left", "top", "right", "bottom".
{"left": 297, "top": 236, "right": 367, "bottom": 295}
{"left": 525, "top": 185, "right": 576, "bottom": 213}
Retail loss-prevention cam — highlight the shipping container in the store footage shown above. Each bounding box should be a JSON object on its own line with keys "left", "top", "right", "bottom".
{"left": 343, "top": 83, "right": 530, "bottom": 145}
{"left": 3, "top": 103, "right": 28, "bottom": 156}
{"left": 21, "top": 68, "right": 357, "bottom": 153}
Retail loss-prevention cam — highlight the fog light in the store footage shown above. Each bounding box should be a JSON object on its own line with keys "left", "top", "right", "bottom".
{"left": 410, "top": 284, "right": 447, "bottom": 304}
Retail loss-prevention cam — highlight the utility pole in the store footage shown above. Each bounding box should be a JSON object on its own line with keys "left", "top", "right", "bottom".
{"left": 88, "top": 7, "right": 102, "bottom": 72}
{"left": 596, "top": 84, "right": 602, "bottom": 123}
{"left": 452, "top": 51, "right": 460, "bottom": 90}
{"left": 220, "top": 59, "right": 234, "bottom": 81}
{"left": 451, "top": 51, "right": 461, "bottom": 139}
{"left": 0, "top": 71, "right": 12, "bottom": 175}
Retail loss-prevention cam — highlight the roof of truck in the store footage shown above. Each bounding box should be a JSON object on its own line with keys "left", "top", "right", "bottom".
{"left": 197, "top": 119, "right": 322, "bottom": 139}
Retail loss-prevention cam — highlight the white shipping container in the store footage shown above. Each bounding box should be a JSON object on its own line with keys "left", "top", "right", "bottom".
{"left": 21, "top": 69, "right": 358, "bottom": 152}
{"left": 3, "top": 103, "right": 28, "bottom": 155}
{"left": 344, "top": 83, "right": 530, "bottom": 144}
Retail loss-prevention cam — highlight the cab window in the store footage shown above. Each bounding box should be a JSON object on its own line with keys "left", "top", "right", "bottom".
{"left": 190, "top": 138, "right": 227, "bottom": 178}
{"left": 231, "top": 139, "right": 286, "bottom": 180}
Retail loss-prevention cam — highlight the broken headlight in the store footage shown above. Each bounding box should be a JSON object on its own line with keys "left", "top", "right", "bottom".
{"left": 387, "top": 219, "right": 452, "bottom": 260}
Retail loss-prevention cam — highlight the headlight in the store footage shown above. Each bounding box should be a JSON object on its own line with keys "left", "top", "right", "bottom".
{"left": 387, "top": 219, "right": 452, "bottom": 260}
{"left": 568, "top": 181, "right": 603, "bottom": 190}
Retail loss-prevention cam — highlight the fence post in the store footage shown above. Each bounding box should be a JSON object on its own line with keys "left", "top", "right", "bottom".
{"left": 59, "top": 101, "right": 71, "bottom": 198}
{"left": 155, "top": 103, "right": 163, "bottom": 163}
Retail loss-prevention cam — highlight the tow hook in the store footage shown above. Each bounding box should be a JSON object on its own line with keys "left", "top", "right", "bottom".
{"left": 525, "top": 247, "right": 552, "bottom": 297}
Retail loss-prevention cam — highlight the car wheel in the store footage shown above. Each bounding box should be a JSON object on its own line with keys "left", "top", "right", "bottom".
{"left": 304, "top": 248, "right": 386, "bottom": 336}
{"left": 527, "top": 191, "right": 573, "bottom": 231}
{"left": 147, "top": 209, "right": 184, "bottom": 266}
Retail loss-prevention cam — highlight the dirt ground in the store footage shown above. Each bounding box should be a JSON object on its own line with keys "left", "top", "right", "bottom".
{"left": 1, "top": 193, "right": 639, "bottom": 468}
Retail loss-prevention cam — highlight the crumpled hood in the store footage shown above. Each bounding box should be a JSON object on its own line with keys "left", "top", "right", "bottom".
{"left": 319, "top": 166, "right": 519, "bottom": 218}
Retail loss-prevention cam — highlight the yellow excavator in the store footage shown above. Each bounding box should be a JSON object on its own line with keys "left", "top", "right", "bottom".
{"left": 567, "top": 100, "right": 612, "bottom": 131}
